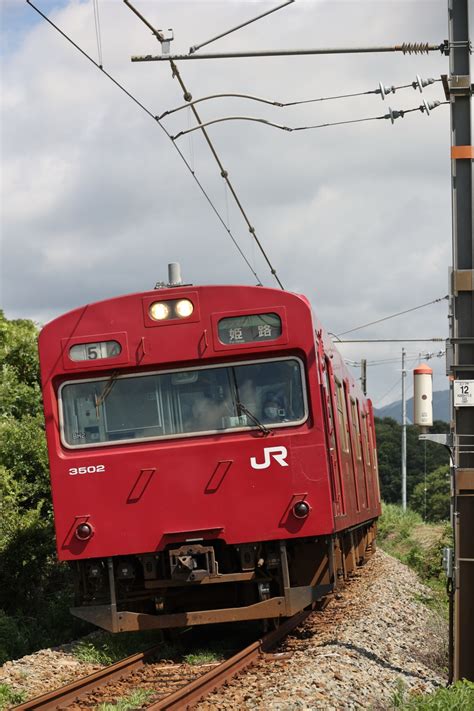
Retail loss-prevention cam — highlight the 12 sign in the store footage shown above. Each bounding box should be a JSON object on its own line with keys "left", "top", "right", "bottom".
{"left": 454, "top": 380, "right": 474, "bottom": 407}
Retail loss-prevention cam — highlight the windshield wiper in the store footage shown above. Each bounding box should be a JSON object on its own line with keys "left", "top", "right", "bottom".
{"left": 237, "top": 401, "right": 271, "bottom": 437}
{"left": 95, "top": 370, "right": 119, "bottom": 417}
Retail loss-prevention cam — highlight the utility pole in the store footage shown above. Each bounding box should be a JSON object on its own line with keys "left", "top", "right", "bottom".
{"left": 360, "top": 359, "right": 367, "bottom": 396}
{"left": 401, "top": 347, "right": 407, "bottom": 511}
{"left": 447, "top": 0, "right": 474, "bottom": 683}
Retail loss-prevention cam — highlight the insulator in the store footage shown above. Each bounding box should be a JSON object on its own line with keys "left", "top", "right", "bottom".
{"left": 420, "top": 99, "right": 441, "bottom": 115}
{"left": 401, "top": 42, "right": 431, "bottom": 55}
{"left": 377, "top": 81, "right": 396, "bottom": 100}
{"left": 412, "top": 75, "right": 436, "bottom": 93}
{"left": 386, "top": 107, "right": 405, "bottom": 124}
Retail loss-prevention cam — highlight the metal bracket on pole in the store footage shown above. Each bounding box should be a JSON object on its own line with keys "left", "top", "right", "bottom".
{"left": 419, "top": 433, "right": 454, "bottom": 447}
{"left": 449, "top": 74, "right": 474, "bottom": 95}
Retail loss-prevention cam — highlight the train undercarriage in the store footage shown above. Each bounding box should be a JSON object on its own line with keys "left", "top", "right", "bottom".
{"left": 71, "top": 520, "right": 377, "bottom": 633}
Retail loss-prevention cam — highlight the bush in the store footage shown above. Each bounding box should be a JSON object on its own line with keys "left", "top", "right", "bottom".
{"left": 391, "top": 679, "right": 474, "bottom": 710}
{"left": 0, "top": 415, "right": 50, "bottom": 512}
{"left": 410, "top": 466, "right": 450, "bottom": 523}
{"left": 377, "top": 503, "right": 451, "bottom": 585}
{"left": 0, "top": 505, "right": 89, "bottom": 664}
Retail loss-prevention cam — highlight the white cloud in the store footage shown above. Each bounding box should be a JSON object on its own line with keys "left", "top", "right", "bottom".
{"left": 1, "top": 0, "right": 463, "bottom": 405}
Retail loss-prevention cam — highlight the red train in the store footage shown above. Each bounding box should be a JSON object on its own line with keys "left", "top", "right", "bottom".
{"left": 38, "top": 271, "right": 381, "bottom": 633}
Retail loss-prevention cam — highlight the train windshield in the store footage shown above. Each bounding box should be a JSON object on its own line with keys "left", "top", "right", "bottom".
{"left": 60, "top": 357, "right": 307, "bottom": 447}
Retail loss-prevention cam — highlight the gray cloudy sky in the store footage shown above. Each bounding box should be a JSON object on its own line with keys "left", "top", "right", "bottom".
{"left": 1, "top": 0, "right": 467, "bottom": 408}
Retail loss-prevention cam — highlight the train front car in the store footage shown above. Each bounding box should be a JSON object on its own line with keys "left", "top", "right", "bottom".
{"left": 38, "top": 284, "right": 381, "bottom": 633}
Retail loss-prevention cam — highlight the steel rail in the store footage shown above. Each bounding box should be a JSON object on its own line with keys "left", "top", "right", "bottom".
{"left": 13, "top": 644, "right": 163, "bottom": 710}
{"left": 12, "top": 610, "right": 310, "bottom": 710}
{"left": 147, "top": 609, "right": 311, "bottom": 710}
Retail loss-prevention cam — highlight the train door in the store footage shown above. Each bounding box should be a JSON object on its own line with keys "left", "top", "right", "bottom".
{"left": 322, "top": 358, "right": 345, "bottom": 517}
{"left": 335, "top": 378, "right": 354, "bottom": 512}
{"left": 357, "top": 403, "right": 371, "bottom": 510}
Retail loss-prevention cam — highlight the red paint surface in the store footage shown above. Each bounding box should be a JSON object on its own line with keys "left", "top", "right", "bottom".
{"left": 38, "top": 285, "right": 381, "bottom": 561}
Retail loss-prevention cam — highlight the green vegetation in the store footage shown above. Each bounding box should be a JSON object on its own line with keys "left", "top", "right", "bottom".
{"left": 375, "top": 417, "right": 449, "bottom": 518}
{"left": 390, "top": 679, "right": 474, "bottom": 710}
{"left": 410, "top": 466, "right": 450, "bottom": 523}
{"left": 378, "top": 503, "right": 451, "bottom": 588}
{"left": 0, "top": 683, "right": 27, "bottom": 710}
{"left": 74, "top": 631, "right": 173, "bottom": 665}
{"left": 96, "top": 688, "right": 155, "bottom": 711}
{"left": 0, "top": 311, "right": 89, "bottom": 664}
{"left": 184, "top": 648, "right": 223, "bottom": 665}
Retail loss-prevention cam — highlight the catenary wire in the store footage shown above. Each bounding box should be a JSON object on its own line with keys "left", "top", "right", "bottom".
{"left": 159, "top": 78, "right": 442, "bottom": 119}
{"left": 345, "top": 349, "right": 443, "bottom": 367}
{"left": 26, "top": 0, "right": 265, "bottom": 287}
{"left": 92, "top": 0, "right": 103, "bottom": 68}
{"left": 124, "top": 0, "right": 284, "bottom": 289}
{"left": 373, "top": 355, "right": 419, "bottom": 407}
{"left": 336, "top": 295, "right": 449, "bottom": 337}
{"left": 171, "top": 102, "right": 448, "bottom": 140}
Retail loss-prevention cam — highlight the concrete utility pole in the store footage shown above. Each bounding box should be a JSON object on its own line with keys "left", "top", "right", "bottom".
{"left": 360, "top": 359, "right": 367, "bottom": 396}
{"left": 401, "top": 348, "right": 407, "bottom": 511}
{"left": 447, "top": 0, "right": 474, "bottom": 683}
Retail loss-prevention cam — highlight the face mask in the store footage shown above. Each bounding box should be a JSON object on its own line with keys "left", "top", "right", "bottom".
{"left": 264, "top": 406, "right": 278, "bottom": 418}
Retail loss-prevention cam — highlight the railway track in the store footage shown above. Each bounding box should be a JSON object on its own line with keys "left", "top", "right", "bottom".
{"left": 13, "top": 610, "right": 310, "bottom": 710}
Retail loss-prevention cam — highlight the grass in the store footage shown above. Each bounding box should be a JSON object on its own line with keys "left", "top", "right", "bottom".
{"left": 183, "top": 648, "right": 223, "bottom": 665}
{"left": 73, "top": 631, "right": 178, "bottom": 666}
{"left": 95, "top": 688, "right": 155, "bottom": 710}
{"left": 0, "top": 682, "right": 26, "bottom": 710}
{"left": 378, "top": 504, "right": 452, "bottom": 595}
{"left": 389, "top": 678, "right": 474, "bottom": 710}
{"left": 377, "top": 503, "right": 450, "bottom": 674}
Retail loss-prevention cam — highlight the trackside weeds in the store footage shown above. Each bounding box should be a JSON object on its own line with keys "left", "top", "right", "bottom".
{"left": 197, "top": 551, "right": 448, "bottom": 710}
{"left": 0, "top": 551, "right": 447, "bottom": 710}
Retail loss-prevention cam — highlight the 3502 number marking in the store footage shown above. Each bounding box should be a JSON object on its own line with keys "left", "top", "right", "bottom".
{"left": 69, "top": 465, "right": 105, "bottom": 476}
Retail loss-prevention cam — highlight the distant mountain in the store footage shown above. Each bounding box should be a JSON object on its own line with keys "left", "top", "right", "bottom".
{"left": 374, "top": 389, "right": 450, "bottom": 424}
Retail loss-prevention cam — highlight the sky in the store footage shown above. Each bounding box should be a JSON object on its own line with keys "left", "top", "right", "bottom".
{"left": 1, "top": 0, "right": 470, "bottom": 409}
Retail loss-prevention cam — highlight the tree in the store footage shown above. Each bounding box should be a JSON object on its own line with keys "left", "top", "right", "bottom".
{"left": 410, "top": 465, "right": 450, "bottom": 522}
{"left": 375, "top": 417, "right": 449, "bottom": 505}
{"left": 0, "top": 312, "right": 85, "bottom": 663}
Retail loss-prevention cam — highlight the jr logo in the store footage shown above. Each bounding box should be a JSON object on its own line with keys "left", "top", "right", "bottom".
{"left": 250, "top": 446, "right": 289, "bottom": 470}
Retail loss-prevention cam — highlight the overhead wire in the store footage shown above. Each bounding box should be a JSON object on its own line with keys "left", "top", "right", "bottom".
{"left": 373, "top": 355, "right": 419, "bottom": 407}
{"left": 335, "top": 295, "right": 449, "bottom": 338}
{"left": 26, "top": 0, "right": 265, "bottom": 287}
{"left": 92, "top": 0, "right": 103, "bottom": 68}
{"left": 345, "top": 350, "right": 443, "bottom": 367}
{"left": 123, "top": 0, "right": 284, "bottom": 289}
{"left": 159, "top": 77, "right": 442, "bottom": 119}
{"left": 171, "top": 101, "right": 448, "bottom": 140}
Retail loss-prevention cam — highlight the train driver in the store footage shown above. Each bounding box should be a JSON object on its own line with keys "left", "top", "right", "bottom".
{"left": 261, "top": 393, "right": 287, "bottom": 423}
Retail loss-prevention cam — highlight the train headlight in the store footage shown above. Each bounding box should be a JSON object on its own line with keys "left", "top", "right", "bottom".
{"left": 75, "top": 523, "right": 94, "bottom": 540}
{"left": 175, "top": 299, "right": 194, "bottom": 318}
{"left": 149, "top": 302, "right": 171, "bottom": 321}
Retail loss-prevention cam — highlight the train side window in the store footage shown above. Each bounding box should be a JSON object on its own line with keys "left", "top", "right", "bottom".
{"left": 368, "top": 419, "right": 379, "bottom": 475}
{"left": 361, "top": 413, "right": 371, "bottom": 466}
{"left": 351, "top": 399, "right": 362, "bottom": 460}
{"left": 335, "top": 380, "right": 349, "bottom": 452}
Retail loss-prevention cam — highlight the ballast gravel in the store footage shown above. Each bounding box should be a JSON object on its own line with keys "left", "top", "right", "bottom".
{"left": 198, "top": 550, "right": 448, "bottom": 710}
{"left": 0, "top": 550, "right": 447, "bottom": 710}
